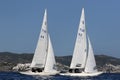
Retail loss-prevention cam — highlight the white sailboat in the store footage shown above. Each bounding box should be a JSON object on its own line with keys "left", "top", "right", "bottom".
{"left": 21, "top": 9, "right": 59, "bottom": 76}
{"left": 60, "top": 8, "right": 102, "bottom": 77}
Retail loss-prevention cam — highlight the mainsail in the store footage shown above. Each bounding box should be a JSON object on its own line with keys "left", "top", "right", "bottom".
{"left": 84, "top": 37, "right": 97, "bottom": 73}
{"left": 31, "top": 9, "right": 48, "bottom": 68}
{"left": 44, "top": 35, "right": 56, "bottom": 72}
{"left": 70, "top": 8, "right": 87, "bottom": 69}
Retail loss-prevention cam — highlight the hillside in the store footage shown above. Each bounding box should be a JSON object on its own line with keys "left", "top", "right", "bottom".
{"left": 0, "top": 52, "right": 120, "bottom": 71}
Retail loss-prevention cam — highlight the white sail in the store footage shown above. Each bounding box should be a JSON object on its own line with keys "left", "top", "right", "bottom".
{"left": 31, "top": 9, "right": 48, "bottom": 68}
{"left": 70, "top": 8, "right": 87, "bottom": 69}
{"left": 44, "top": 35, "right": 56, "bottom": 72}
{"left": 85, "top": 37, "right": 97, "bottom": 73}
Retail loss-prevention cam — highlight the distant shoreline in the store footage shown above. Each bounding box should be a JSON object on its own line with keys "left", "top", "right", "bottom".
{"left": 0, "top": 52, "right": 120, "bottom": 73}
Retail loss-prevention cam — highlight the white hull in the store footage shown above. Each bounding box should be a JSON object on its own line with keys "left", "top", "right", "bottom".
{"left": 60, "top": 72, "right": 103, "bottom": 77}
{"left": 20, "top": 71, "right": 59, "bottom": 76}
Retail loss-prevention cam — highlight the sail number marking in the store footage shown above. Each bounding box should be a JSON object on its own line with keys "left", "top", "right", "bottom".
{"left": 80, "top": 28, "right": 85, "bottom": 32}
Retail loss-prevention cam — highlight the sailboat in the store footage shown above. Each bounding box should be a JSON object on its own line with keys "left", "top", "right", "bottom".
{"left": 60, "top": 8, "right": 103, "bottom": 77}
{"left": 21, "top": 9, "right": 59, "bottom": 76}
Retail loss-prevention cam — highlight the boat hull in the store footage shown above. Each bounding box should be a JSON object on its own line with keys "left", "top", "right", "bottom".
{"left": 20, "top": 71, "right": 59, "bottom": 76}
{"left": 60, "top": 72, "right": 103, "bottom": 77}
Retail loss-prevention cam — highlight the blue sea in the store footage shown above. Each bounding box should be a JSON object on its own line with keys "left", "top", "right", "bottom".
{"left": 0, "top": 72, "right": 119, "bottom": 80}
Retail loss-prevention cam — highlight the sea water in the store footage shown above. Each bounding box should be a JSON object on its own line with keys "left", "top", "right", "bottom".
{"left": 0, "top": 72, "right": 119, "bottom": 80}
